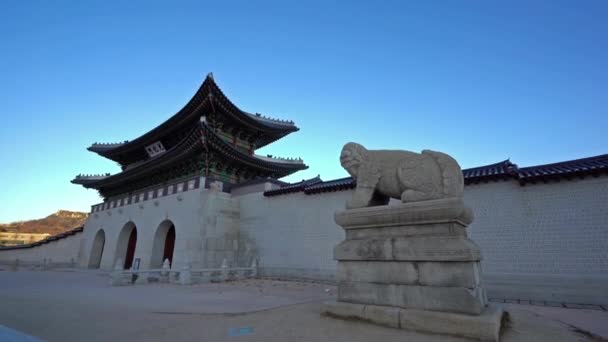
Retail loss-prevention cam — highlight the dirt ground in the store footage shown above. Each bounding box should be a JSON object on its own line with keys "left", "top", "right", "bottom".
{"left": 0, "top": 269, "right": 606, "bottom": 342}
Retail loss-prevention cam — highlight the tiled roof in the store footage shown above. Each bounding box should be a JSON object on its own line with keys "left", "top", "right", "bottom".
{"left": 517, "top": 154, "right": 608, "bottom": 185}
{"left": 263, "top": 176, "right": 322, "bottom": 196}
{"left": 231, "top": 177, "right": 288, "bottom": 190}
{"left": 88, "top": 73, "right": 299, "bottom": 165}
{"left": 74, "top": 120, "right": 308, "bottom": 197}
{"left": 463, "top": 160, "right": 519, "bottom": 185}
{"left": 304, "top": 177, "right": 356, "bottom": 194}
{"left": 263, "top": 153, "right": 608, "bottom": 196}
{"left": 0, "top": 226, "right": 84, "bottom": 251}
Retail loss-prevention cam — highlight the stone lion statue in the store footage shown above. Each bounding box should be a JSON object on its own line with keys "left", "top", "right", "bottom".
{"left": 340, "top": 142, "right": 464, "bottom": 209}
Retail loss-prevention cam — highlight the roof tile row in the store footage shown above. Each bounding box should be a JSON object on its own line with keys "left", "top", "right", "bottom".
{"left": 263, "top": 176, "right": 323, "bottom": 196}
{"left": 264, "top": 153, "right": 608, "bottom": 196}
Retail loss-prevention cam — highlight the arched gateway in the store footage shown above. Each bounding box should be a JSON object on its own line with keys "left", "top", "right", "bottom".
{"left": 72, "top": 74, "right": 306, "bottom": 271}
{"left": 88, "top": 229, "right": 105, "bottom": 269}
{"left": 151, "top": 220, "right": 176, "bottom": 268}
{"left": 115, "top": 222, "right": 138, "bottom": 269}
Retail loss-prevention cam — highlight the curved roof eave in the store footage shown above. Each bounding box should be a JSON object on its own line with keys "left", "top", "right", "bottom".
{"left": 201, "top": 121, "right": 308, "bottom": 172}
{"left": 78, "top": 125, "right": 205, "bottom": 189}
{"left": 75, "top": 121, "right": 307, "bottom": 191}
{"left": 88, "top": 74, "right": 299, "bottom": 161}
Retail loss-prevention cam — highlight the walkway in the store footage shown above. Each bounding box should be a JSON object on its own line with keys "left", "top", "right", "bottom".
{"left": 0, "top": 270, "right": 606, "bottom": 341}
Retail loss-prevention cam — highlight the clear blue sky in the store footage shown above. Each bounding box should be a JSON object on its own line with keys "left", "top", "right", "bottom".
{"left": 0, "top": 1, "right": 606, "bottom": 222}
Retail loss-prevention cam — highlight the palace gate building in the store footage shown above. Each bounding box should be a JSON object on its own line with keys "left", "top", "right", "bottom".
{"left": 72, "top": 73, "right": 307, "bottom": 271}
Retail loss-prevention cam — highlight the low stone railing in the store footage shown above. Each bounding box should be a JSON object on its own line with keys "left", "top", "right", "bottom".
{"left": 110, "top": 258, "right": 258, "bottom": 286}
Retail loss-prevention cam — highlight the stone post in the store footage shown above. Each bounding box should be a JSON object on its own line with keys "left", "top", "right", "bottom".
{"left": 110, "top": 258, "right": 126, "bottom": 286}
{"left": 179, "top": 262, "right": 192, "bottom": 285}
{"left": 220, "top": 258, "right": 229, "bottom": 282}
{"left": 134, "top": 268, "right": 147, "bottom": 285}
{"left": 323, "top": 198, "right": 504, "bottom": 341}
{"left": 160, "top": 258, "right": 171, "bottom": 283}
{"left": 161, "top": 259, "right": 170, "bottom": 274}
{"left": 250, "top": 258, "right": 258, "bottom": 278}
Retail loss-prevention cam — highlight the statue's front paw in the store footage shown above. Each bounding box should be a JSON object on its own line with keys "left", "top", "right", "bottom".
{"left": 346, "top": 198, "right": 366, "bottom": 209}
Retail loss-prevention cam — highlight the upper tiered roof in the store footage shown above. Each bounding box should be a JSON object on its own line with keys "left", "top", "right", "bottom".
{"left": 73, "top": 74, "right": 307, "bottom": 198}
{"left": 88, "top": 73, "right": 299, "bottom": 167}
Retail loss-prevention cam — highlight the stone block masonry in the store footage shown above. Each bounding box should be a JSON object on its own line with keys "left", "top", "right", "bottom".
{"left": 325, "top": 197, "right": 503, "bottom": 341}
{"left": 243, "top": 176, "right": 608, "bottom": 305}
{"left": 323, "top": 301, "right": 504, "bottom": 342}
{"left": 466, "top": 178, "right": 608, "bottom": 305}
{"left": 337, "top": 261, "right": 481, "bottom": 287}
{"left": 2, "top": 171, "right": 605, "bottom": 308}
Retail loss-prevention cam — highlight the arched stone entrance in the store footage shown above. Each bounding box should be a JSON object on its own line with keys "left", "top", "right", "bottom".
{"left": 88, "top": 229, "right": 105, "bottom": 269}
{"left": 115, "top": 222, "right": 138, "bottom": 269}
{"left": 150, "top": 220, "right": 176, "bottom": 268}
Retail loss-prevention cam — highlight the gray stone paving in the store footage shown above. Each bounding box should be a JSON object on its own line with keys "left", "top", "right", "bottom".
{"left": 1, "top": 271, "right": 608, "bottom": 341}
{"left": 490, "top": 298, "right": 607, "bottom": 311}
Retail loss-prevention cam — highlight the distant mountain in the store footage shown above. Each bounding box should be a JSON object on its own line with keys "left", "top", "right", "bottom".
{"left": 0, "top": 210, "right": 88, "bottom": 235}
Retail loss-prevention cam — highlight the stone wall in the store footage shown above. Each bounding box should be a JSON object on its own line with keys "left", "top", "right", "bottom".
{"left": 79, "top": 183, "right": 206, "bottom": 270}
{"left": 2, "top": 174, "right": 605, "bottom": 304}
{"left": 79, "top": 178, "right": 247, "bottom": 271}
{"left": 199, "top": 189, "right": 249, "bottom": 268}
{"left": 0, "top": 232, "right": 50, "bottom": 246}
{"left": 237, "top": 190, "right": 351, "bottom": 281}
{"left": 237, "top": 176, "right": 608, "bottom": 304}
{"left": 465, "top": 177, "right": 608, "bottom": 304}
{"left": 0, "top": 232, "right": 82, "bottom": 267}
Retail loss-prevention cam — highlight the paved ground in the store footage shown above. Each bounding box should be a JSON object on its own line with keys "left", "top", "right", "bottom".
{"left": 1, "top": 269, "right": 607, "bottom": 342}
{"left": 490, "top": 298, "right": 607, "bottom": 311}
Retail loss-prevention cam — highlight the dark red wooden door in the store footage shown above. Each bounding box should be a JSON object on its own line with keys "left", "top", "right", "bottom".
{"left": 124, "top": 228, "right": 137, "bottom": 269}
{"left": 162, "top": 225, "right": 175, "bottom": 267}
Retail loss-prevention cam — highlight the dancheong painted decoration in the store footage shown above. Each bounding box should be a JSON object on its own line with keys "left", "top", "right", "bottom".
{"left": 72, "top": 73, "right": 307, "bottom": 198}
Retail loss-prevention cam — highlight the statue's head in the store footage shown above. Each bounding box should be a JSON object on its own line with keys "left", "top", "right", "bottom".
{"left": 340, "top": 142, "right": 367, "bottom": 178}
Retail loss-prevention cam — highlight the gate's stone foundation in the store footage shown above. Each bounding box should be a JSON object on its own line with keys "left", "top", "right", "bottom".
{"left": 323, "top": 197, "right": 504, "bottom": 341}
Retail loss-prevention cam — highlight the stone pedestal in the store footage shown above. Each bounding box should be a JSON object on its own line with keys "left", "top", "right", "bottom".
{"left": 324, "top": 198, "right": 504, "bottom": 341}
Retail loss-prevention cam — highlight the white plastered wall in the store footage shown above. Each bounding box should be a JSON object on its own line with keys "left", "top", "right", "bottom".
{"left": 78, "top": 183, "right": 245, "bottom": 271}
{"left": 237, "top": 177, "right": 608, "bottom": 304}
{"left": 237, "top": 190, "right": 350, "bottom": 281}
{"left": 0, "top": 232, "right": 82, "bottom": 266}
{"left": 79, "top": 186, "right": 206, "bottom": 270}
{"left": 1, "top": 174, "right": 606, "bottom": 304}
{"left": 465, "top": 177, "right": 608, "bottom": 304}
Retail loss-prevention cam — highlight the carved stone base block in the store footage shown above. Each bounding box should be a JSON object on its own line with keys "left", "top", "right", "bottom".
{"left": 338, "top": 281, "right": 487, "bottom": 315}
{"left": 326, "top": 198, "right": 503, "bottom": 340}
{"left": 323, "top": 301, "right": 505, "bottom": 342}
